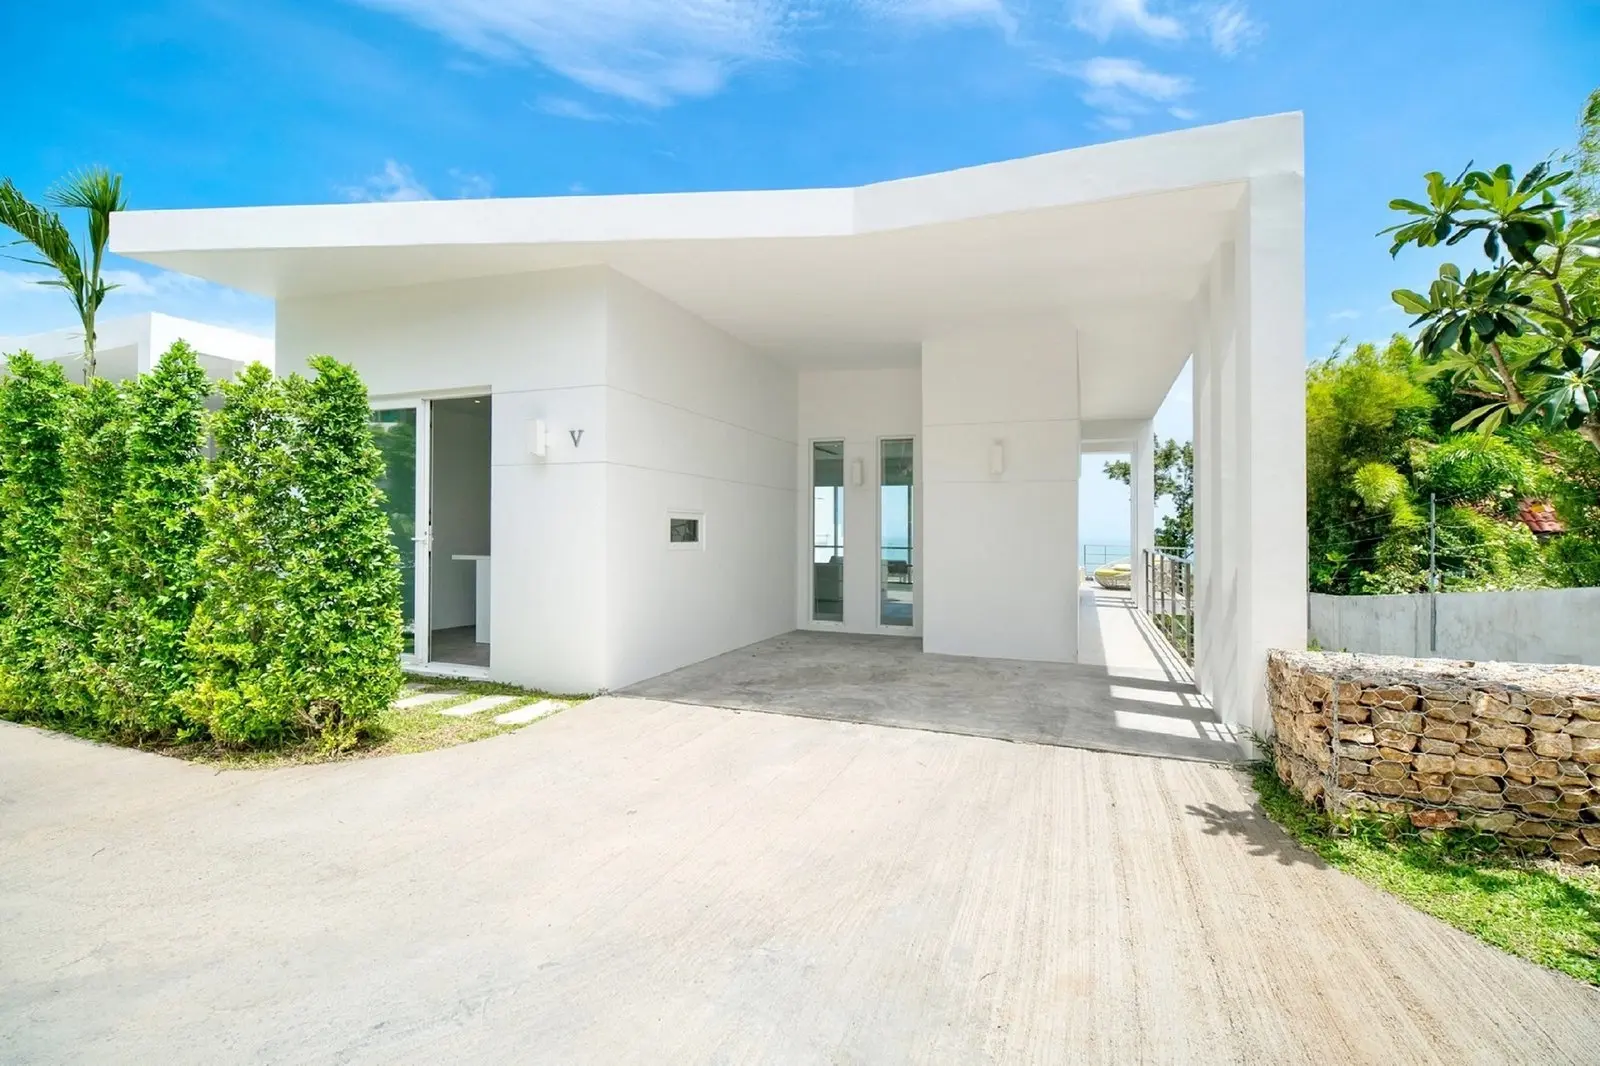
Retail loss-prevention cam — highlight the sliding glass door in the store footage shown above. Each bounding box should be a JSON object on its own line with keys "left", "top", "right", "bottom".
{"left": 370, "top": 401, "right": 430, "bottom": 663}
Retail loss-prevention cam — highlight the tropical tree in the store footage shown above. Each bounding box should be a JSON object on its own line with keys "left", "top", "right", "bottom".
{"left": 1103, "top": 437, "right": 1194, "bottom": 552}
{"left": 1383, "top": 160, "right": 1600, "bottom": 453}
{"left": 0, "top": 168, "right": 128, "bottom": 380}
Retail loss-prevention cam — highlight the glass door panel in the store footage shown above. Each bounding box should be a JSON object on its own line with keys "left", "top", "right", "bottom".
{"left": 811, "top": 441, "right": 845, "bottom": 623}
{"left": 371, "top": 403, "right": 429, "bottom": 661}
{"left": 880, "top": 438, "right": 914, "bottom": 627}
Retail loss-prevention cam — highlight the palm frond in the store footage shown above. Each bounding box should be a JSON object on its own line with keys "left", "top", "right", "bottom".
{"left": 0, "top": 178, "right": 84, "bottom": 283}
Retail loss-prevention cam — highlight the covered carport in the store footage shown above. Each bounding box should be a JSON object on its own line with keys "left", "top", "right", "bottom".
{"left": 623, "top": 584, "right": 1240, "bottom": 763}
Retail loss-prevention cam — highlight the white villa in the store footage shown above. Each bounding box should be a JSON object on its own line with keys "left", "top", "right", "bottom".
{"left": 1, "top": 312, "right": 272, "bottom": 385}
{"left": 110, "top": 113, "right": 1307, "bottom": 740}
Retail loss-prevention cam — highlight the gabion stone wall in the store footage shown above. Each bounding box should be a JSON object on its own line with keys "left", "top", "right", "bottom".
{"left": 1266, "top": 650, "right": 1600, "bottom": 865}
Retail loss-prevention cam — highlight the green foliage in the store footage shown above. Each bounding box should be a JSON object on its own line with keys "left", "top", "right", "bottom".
{"left": 1563, "top": 88, "right": 1600, "bottom": 215}
{"left": 1101, "top": 436, "right": 1194, "bottom": 552}
{"left": 94, "top": 342, "right": 212, "bottom": 738}
{"left": 48, "top": 377, "right": 128, "bottom": 723}
{"left": 1384, "top": 155, "right": 1600, "bottom": 450}
{"left": 0, "top": 353, "right": 71, "bottom": 716}
{"left": 1412, "top": 433, "right": 1544, "bottom": 512}
{"left": 0, "top": 168, "right": 128, "bottom": 379}
{"left": 1351, "top": 461, "right": 1409, "bottom": 513}
{"left": 1251, "top": 760, "right": 1600, "bottom": 986}
{"left": 182, "top": 359, "right": 402, "bottom": 749}
{"left": 1306, "top": 337, "right": 1436, "bottom": 593}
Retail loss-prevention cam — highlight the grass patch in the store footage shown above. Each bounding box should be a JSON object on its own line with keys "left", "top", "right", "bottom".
{"left": 1251, "top": 760, "right": 1600, "bottom": 986}
{"left": 5, "top": 675, "right": 588, "bottom": 770}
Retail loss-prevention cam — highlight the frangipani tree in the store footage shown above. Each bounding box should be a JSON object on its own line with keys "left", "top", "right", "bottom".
{"left": 0, "top": 167, "right": 128, "bottom": 380}
{"left": 1384, "top": 161, "right": 1600, "bottom": 453}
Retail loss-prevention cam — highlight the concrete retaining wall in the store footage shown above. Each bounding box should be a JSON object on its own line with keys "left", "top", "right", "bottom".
{"left": 1309, "top": 588, "right": 1600, "bottom": 666}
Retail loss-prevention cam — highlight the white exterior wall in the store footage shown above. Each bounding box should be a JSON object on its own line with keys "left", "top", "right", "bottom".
{"left": 602, "top": 273, "right": 798, "bottom": 689}
{"left": 276, "top": 268, "right": 612, "bottom": 693}
{"left": 1192, "top": 173, "right": 1307, "bottom": 740}
{"left": 921, "top": 318, "right": 1080, "bottom": 662}
{"left": 796, "top": 368, "right": 922, "bottom": 634}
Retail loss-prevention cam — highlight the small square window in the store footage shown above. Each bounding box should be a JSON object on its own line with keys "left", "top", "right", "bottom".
{"left": 668, "top": 513, "right": 703, "bottom": 548}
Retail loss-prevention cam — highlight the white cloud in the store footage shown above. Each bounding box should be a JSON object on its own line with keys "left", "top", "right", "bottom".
{"left": 1328, "top": 309, "right": 1361, "bottom": 322}
{"left": 352, "top": 0, "right": 797, "bottom": 107}
{"left": 342, "top": 159, "right": 434, "bottom": 202}
{"left": 354, "top": 0, "right": 1031, "bottom": 106}
{"left": 449, "top": 169, "right": 494, "bottom": 197}
{"left": 867, "top": 0, "right": 1017, "bottom": 35}
{"left": 1168, "top": 106, "right": 1197, "bottom": 120}
{"left": 1061, "top": 56, "right": 1192, "bottom": 129}
{"left": 535, "top": 96, "right": 616, "bottom": 122}
{"left": 1070, "top": 0, "right": 1185, "bottom": 42}
{"left": 1205, "top": 2, "right": 1261, "bottom": 55}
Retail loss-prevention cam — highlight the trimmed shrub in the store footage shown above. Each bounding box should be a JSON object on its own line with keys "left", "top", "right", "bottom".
{"left": 96, "top": 342, "right": 212, "bottom": 737}
{"left": 179, "top": 364, "right": 296, "bottom": 745}
{"left": 278, "top": 357, "right": 404, "bottom": 744}
{"left": 0, "top": 353, "right": 71, "bottom": 717}
{"left": 48, "top": 377, "right": 129, "bottom": 724}
{"left": 181, "top": 358, "right": 402, "bottom": 748}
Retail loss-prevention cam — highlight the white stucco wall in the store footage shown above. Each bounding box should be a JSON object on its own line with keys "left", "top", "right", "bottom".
{"left": 602, "top": 273, "right": 798, "bottom": 689}
{"left": 277, "top": 267, "right": 611, "bottom": 693}
{"left": 1309, "top": 590, "right": 1600, "bottom": 666}
{"left": 796, "top": 368, "right": 923, "bottom": 635}
{"left": 921, "top": 318, "right": 1081, "bottom": 663}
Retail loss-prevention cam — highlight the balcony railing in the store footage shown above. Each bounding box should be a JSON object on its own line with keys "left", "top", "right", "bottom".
{"left": 1142, "top": 548, "right": 1195, "bottom": 666}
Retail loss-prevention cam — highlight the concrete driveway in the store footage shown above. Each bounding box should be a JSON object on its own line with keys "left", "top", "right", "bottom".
{"left": 3, "top": 698, "right": 1598, "bottom": 1064}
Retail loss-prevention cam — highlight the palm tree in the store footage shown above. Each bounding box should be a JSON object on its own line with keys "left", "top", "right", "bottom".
{"left": 0, "top": 167, "right": 128, "bottom": 380}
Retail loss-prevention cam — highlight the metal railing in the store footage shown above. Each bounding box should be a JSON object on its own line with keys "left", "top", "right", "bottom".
{"left": 1143, "top": 548, "right": 1195, "bottom": 665}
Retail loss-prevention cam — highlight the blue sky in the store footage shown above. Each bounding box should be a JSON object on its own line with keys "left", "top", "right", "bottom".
{"left": 5, "top": 0, "right": 1599, "bottom": 542}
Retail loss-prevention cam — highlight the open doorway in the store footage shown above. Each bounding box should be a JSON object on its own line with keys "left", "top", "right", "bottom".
{"left": 428, "top": 396, "right": 492, "bottom": 669}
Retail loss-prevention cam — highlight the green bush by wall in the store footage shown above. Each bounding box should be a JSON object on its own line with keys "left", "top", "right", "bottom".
{"left": 48, "top": 376, "right": 129, "bottom": 725}
{"left": 98, "top": 341, "right": 211, "bottom": 738}
{"left": 180, "top": 358, "right": 402, "bottom": 749}
{"left": 0, "top": 347, "right": 403, "bottom": 751}
{"left": 0, "top": 353, "right": 71, "bottom": 718}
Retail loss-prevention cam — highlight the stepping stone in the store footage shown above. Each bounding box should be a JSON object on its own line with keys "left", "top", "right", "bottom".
{"left": 392, "top": 690, "right": 462, "bottom": 710}
{"left": 494, "top": 699, "right": 565, "bottom": 726}
{"left": 439, "top": 694, "right": 518, "bottom": 718}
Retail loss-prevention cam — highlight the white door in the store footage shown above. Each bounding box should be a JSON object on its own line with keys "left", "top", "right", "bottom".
{"left": 369, "top": 400, "right": 432, "bottom": 665}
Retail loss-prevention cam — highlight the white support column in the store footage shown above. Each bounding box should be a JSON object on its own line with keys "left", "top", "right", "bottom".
{"left": 1208, "top": 173, "right": 1305, "bottom": 743}
{"left": 1191, "top": 292, "right": 1218, "bottom": 697}
{"left": 1129, "top": 421, "right": 1155, "bottom": 605}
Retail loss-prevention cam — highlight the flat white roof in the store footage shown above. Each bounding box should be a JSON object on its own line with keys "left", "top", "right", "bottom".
{"left": 111, "top": 113, "right": 1301, "bottom": 417}
{"left": 1, "top": 312, "right": 273, "bottom": 383}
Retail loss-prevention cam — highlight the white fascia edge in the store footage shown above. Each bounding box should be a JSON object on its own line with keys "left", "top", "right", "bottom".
{"left": 110, "top": 113, "right": 1303, "bottom": 258}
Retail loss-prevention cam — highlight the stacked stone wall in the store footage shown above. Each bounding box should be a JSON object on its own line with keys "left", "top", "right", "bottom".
{"left": 1267, "top": 650, "right": 1600, "bottom": 864}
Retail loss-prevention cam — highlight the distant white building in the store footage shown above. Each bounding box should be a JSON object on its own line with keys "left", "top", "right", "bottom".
{"left": 0, "top": 312, "right": 273, "bottom": 384}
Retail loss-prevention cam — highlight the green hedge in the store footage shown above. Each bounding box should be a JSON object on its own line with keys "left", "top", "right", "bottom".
{"left": 0, "top": 347, "right": 402, "bottom": 750}
{"left": 0, "top": 353, "right": 70, "bottom": 718}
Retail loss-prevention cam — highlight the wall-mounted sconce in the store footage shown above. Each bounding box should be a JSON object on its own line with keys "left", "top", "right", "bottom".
{"left": 989, "top": 440, "right": 1005, "bottom": 476}
{"left": 527, "top": 419, "right": 548, "bottom": 460}
{"left": 850, "top": 457, "right": 865, "bottom": 487}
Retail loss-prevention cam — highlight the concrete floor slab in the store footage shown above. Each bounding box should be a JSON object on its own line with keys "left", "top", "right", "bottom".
{"left": 2, "top": 701, "right": 1595, "bottom": 1064}
{"left": 622, "top": 588, "right": 1235, "bottom": 763}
